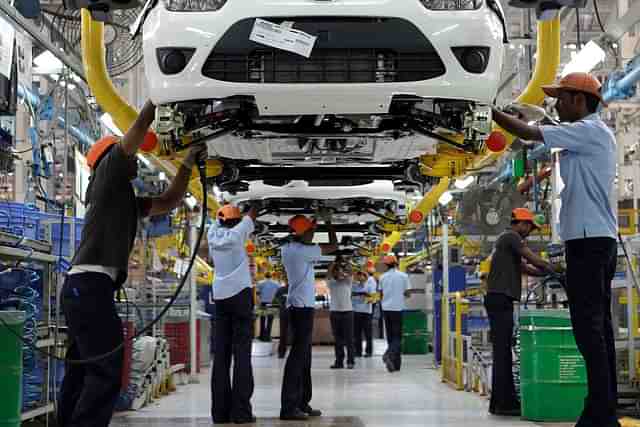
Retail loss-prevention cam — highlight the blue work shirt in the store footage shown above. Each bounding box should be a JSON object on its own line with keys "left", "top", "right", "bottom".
{"left": 540, "top": 113, "right": 617, "bottom": 242}
{"left": 208, "top": 216, "right": 254, "bottom": 300}
{"left": 380, "top": 268, "right": 409, "bottom": 312}
{"left": 281, "top": 242, "right": 322, "bottom": 308}
{"left": 352, "top": 279, "right": 376, "bottom": 314}
{"left": 257, "top": 279, "right": 280, "bottom": 304}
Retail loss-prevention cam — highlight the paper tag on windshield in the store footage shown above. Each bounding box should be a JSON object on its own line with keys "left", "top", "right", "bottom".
{"left": 249, "top": 18, "right": 316, "bottom": 58}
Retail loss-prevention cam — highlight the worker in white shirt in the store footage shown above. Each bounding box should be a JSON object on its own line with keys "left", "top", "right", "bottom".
{"left": 257, "top": 272, "right": 280, "bottom": 342}
{"left": 352, "top": 271, "right": 376, "bottom": 358}
{"left": 378, "top": 255, "right": 409, "bottom": 372}
{"left": 208, "top": 204, "right": 258, "bottom": 424}
{"left": 280, "top": 214, "right": 337, "bottom": 421}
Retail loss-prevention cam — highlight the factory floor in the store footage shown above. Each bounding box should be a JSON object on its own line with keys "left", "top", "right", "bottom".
{"left": 110, "top": 347, "right": 562, "bottom": 427}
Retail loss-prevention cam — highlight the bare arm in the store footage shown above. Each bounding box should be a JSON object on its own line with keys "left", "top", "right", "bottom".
{"left": 492, "top": 108, "right": 544, "bottom": 143}
{"left": 521, "top": 263, "right": 546, "bottom": 277}
{"left": 518, "top": 246, "right": 553, "bottom": 274}
{"left": 121, "top": 100, "right": 156, "bottom": 157}
{"left": 148, "top": 146, "right": 205, "bottom": 216}
{"left": 321, "top": 221, "right": 338, "bottom": 255}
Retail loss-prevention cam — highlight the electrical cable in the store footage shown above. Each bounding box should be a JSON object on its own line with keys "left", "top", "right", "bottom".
{"left": 0, "top": 159, "right": 209, "bottom": 365}
{"left": 593, "top": 0, "right": 606, "bottom": 33}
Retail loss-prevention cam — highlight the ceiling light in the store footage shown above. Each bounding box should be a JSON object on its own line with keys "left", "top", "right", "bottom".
{"left": 100, "top": 113, "right": 124, "bottom": 137}
{"left": 438, "top": 191, "right": 453, "bottom": 206}
{"left": 34, "top": 51, "right": 63, "bottom": 74}
{"left": 561, "top": 40, "right": 606, "bottom": 77}
{"left": 454, "top": 176, "right": 474, "bottom": 189}
{"left": 185, "top": 195, "right": 198, "bottom": 209}
{"left": 158, "top": 172, "right": 167, "bottom": 181}
{"left": 137, "top": 154, "right": 151, "bottom": 168}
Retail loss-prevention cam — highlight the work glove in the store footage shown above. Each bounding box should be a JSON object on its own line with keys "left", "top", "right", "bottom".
{"left": 500, "top": 102, "right": 547, "bottom": 123}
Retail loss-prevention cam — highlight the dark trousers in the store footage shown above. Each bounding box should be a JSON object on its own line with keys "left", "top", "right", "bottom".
{"left": 278, "top": 308, "right": 289, "bottom": 358}
{"left": 57, "top": 273, "right": 123, "bottom": 427}
{"left": 281, "top": 307, "right": 314, "bottom": 415}
{"left": 330, "top": 311, "right": 355, "bottom": 365}
{"left": 565, "top": 237, "right": 618, "bottom": 427}
{"left": 383, "top": 311, "right": 403, "bottom": 370}
{"left": 259, "top": 303, "right": 274, "bottom": 341}
{"left": 353, "top": 312, "right": 373, "bottom": 356}
{"left": 211, "top": 288, "right": 254, "bottom": 423}
{"left": 484, "top": 292, "right": 518, "bottom": 413}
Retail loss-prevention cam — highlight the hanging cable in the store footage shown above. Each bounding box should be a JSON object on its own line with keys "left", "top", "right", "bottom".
{"left": 576, "top": 7, "right": 582, "bottom": 49}
{"left": 593, "top": 0, "right": 606, "bottom": 33}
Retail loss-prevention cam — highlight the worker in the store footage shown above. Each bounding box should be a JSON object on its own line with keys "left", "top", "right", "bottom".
{"left": 280, "top": 213, "right": 337, "bottom": 420}
{"left": 492, "top": 72, "right": 618, "bottom": 427}
{"left": 485, "top": 208, "right": 554, "bottom": 416}
{"left": 327, "top": 255, "right": 356, "bottom": 369}
{"left": 257, "top": 272, "right": 280, "bottom": 342}
{"left": 378, "top": 255, "right": 409, "bottom": 372}
{"left": 208, "top": 203, "right": 258, "bottom": 424}
{"left": 57, "top": 100, "right": 206, "bottom": 427}
{"left": 352, "top": 271, "right": 375, "bottom": 358}
{"left": 274, "top": 278, "right": 290, "bottom": 358}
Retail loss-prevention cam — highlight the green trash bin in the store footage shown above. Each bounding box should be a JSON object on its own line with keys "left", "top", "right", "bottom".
{"left": 402, "top": 310, "right": 429, "bottom": 355}
{"left": 520, "top": 309, "right": 587, "bottom": 422}
{"left": 0, "top": 311, "right": 25, "bottom": 427}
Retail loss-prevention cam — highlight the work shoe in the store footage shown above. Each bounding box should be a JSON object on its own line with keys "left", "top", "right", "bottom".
{"left": 233, "top": 416, "right": 257, "bottom": 424}
{"left": 280, "top": 409, "right": 309, "bottom": 421}
{"left": 330, "top": 363, "right": 344, "bottom": 369}
{"left": 347, "top": 363, "right": 355, "bottom": 369}
{"left": 300, "top": 406, "right": 322, "bottom": 417}
{"left": 364, "top": 354, "right": 373, "bottom": 358}
{"left": 382, "top": 354, "right": 395, "bottom": 372}
{"left": 491, "top": 408, "right": 521, "bottom": 417}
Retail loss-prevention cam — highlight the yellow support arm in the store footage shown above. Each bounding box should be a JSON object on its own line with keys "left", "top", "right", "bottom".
{"left": 472, "top": 17, "right": 561, "bottom": 170}
{"left": 379, "top": 231, "right": 402, "bottom": 254}
{"left": 408, "top": 177, "right": 450, "bottom": 224}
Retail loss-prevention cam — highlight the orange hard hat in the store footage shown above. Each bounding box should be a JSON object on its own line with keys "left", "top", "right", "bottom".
{"left": 288, "top": 215, "right": 316, "bottom": 236}
{"left": 541, "top": 72, "right": 605, "bottom": 106}
{"left": 382, "top": 255, "right": 398, "bottom": 266}
{"left": 512, "top": 208, "right": 539, "bottom": 228}
{"left": 86, "top": 135, "right": 119, "bottom": 169}
{"left": 217, "top": 204, "right": 241, "bottom": 221}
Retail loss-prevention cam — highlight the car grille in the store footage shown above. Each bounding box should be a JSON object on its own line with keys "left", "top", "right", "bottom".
{"left": 202, "top": 17, "right": 446, "bottom": 84}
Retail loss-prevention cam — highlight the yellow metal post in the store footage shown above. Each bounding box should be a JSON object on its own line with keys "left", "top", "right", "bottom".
{"left": 455, "top": 292, "right": 464, "bottom": 390}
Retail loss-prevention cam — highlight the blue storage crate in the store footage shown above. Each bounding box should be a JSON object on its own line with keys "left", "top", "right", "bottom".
{"left": 0, "top": 202, "right": 45, "bottom": 241}
{"left": 148, "top": 215, "right": 171, "bottom": 237}
{"left": 50, "top": 220, "right": 84, "bottom": 257}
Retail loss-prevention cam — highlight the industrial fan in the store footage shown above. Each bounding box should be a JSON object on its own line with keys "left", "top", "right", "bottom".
{"left": 46, "top": 6, "right": 143, "bottom": 77}
{"left": 456, "top": 183, "right": 526, "bottom": 236}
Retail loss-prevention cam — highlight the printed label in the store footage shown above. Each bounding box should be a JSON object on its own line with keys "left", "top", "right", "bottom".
{"left": 558, "top": 354, "right": 585, "bottom": 382}
{"left": 249, "top": 18, "right": 317, "bottom": 58}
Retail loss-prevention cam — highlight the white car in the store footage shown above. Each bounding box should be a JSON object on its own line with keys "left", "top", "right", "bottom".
{"left": 140, "top": 0, "right": 507, "bottom": 166}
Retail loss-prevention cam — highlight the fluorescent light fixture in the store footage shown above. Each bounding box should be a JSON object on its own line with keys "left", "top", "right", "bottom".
{"left": 561, "top": 40, "right": 606, "bottom": 77}
{"left": 33, "top": 51, "right": 63, "bottom": 74}
{"left": 454, "top": 176, "right": 474, "bottom": 190}
{"left": 137, "top": 154, "right": 151, "bottom": 168}
{"left": 158, "top": 172, "right": 167, "bottom": 181}
{"left": 185, "top": 195, "right": 198, "bottom": 209}
{"left": 100, "top": 113, "right": 124, "bottom": 137}
{"left": 438, "top": 191, "right": 453, "bottom": 206}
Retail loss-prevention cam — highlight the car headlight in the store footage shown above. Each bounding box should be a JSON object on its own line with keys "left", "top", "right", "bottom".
{"left": 164, "top": 0, "right": 227, "bottom": 12}
{"left": 420, "top": 0, "right": 482, "bottom": 10}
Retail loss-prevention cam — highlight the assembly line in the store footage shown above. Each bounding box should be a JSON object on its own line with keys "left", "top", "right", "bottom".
{"left": 2, "top": 0, "right": 640, "bottom": 426}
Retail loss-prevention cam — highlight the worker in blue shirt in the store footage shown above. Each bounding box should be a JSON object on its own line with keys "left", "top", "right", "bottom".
{"left": 208, "top": 204, "right": 257, "bottom": 424}
{"left": 280, "top": 213, "right": 337, "bottom": 421}
{"left": 352, "top": 271, "right": 376, "bottom": 358}
{"left": 257, "top": 272, "right": 281, "bottom": 342}
{"left": 492, "top": 72, "right": 618, "bottom": 427}
{"left": 378, "top": 255, "right": 409, "bottom": 372}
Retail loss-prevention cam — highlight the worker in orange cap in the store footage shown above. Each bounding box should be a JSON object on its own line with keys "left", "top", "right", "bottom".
{"left": 280, "top": 211, "right": 337, "bottom": 421}
{"left": 378, "top": 255, "right": 409, "bottom": 372}
{"left": 485, "top": 208, "right": 554, "bottom": 416}
{"left": 208, "top": 203, "right": 258, "bottom": 424}
{"left": 492, "top": 72, "right": 619, "bottom": 426}
{"left": 58, "top": 100, "right": 206, "bottom": 427}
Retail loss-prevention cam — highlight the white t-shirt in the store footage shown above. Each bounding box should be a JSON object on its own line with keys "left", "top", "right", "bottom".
{"left": 208, "top": 216, "right": 254, "bottom": 300}
{"left": 380, "top": 268, "right": 409, "bottom": 312}
{"left": 281, "top": 242, "right": 322, "bottom": 308}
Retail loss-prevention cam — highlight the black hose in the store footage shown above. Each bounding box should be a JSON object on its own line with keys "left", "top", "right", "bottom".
{"left": 0, "top": 162, "right": 209, "bottom": 364}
